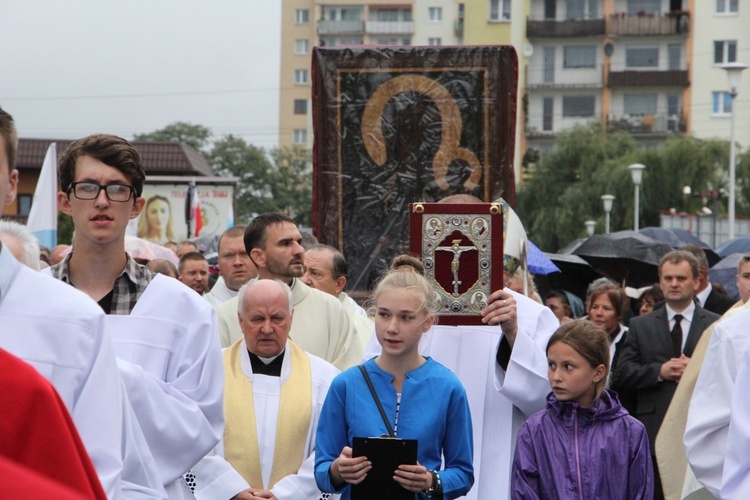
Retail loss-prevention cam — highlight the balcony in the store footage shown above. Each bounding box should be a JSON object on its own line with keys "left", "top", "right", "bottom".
{"left": 609, "top": 12, "right": 690, "bottom": 36}
{"left": 606, "top": 113, "right": 686, "bottom": 135}
{"left": 607, "top": 65, "right": 689, "bottom": 87}
{"left": 526, "top": 65, "right": 604, "bottom": 89}
{"left": 526, "top": 17, "right": 605, "bottom": 38}
{"left": 455, "top": 18, "right": 464, "bottom": 36}
{"left": 317, "top": 19, "right": 365, "bottom": 35}
{"left": 365, "top": 20, "right": 414, "bottom": 35}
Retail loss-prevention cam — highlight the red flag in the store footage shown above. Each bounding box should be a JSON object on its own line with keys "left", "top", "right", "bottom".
{"left": 190, "top": 185, "right": 203, "bottom": 237}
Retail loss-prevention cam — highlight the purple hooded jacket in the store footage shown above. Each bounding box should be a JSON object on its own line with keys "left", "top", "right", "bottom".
{"left": 512, "top": 389, "right": 653, "bottom": 499}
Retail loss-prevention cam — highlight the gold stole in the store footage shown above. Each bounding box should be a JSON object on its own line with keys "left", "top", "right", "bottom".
{"left": 223, "top": 340, "right": 312, "bottom": 489}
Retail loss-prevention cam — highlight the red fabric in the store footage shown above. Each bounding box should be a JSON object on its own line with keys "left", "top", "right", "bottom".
{"left": 0, "top": 349, "right": 107, "bottom": 499}
{"left": 0, "top": 454, "right": 89, "bottom": 499}
{"left": 191, "top": 187, "right": 203, "bottom": 237}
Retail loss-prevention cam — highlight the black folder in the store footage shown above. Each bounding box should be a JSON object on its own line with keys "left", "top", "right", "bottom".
{"left": 351, "top": 436, "right": 419, "bottom": 500}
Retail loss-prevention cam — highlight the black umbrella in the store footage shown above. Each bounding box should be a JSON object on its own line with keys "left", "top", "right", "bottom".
{"left": 558, "top": 238, "right": 588, "bottom": 255}
{"left": 540, "top": 252, "right": 612, "bottom": 301}
{"left": 573, "top": 230, "right": 673, "bottom": 288}
{"left": 639, "top": 227, "right": 721, "bottom": 266}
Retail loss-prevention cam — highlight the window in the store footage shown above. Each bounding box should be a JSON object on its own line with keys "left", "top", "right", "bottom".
{"left": 566, "top": 0, "right": 598, "bottom": 19}
{"left": 489, "top": 0, "right": 511, "bottom": 21}
{"left": 295, "top": 9, "right": 309, "bottom": 24}
{"left": 624, "top": 94, "right": 658, "bottom": 115}
{"left": 17, "top": 194, "right": 32, "bottom": 217}
{"left": 293, "top": 99, "right": 307, "bottom": 115}
{"left": 562, "top": 95, "right": 595, "bottom": 117}
{"left": 717, "top": 0, "right": 739, "bottom": 14}
{"left": 293, "top": 129, "right": 308, "bottom": 145}
{"left": 563, "top": 46, "right": 596, "bottom": 68}
{"left": 295, "top": 39, "right": 309, "bottom": 55}
{"left": 713, "top": 91, "right": 732, "bottom": 115}
{"left": 428, "top": 7, "right": 443, "bottom": 21}
{"left": 428, "top": 38, "right": 442, "bottom": 46}
{"left": 626, "top": 47, "right": 659, "bottom": 68}
{"left": 294, "top": 69, "right": 308, "bottom": 85}
{"left": 627, "top": 0, "right": 660, "bottom": 16}
{"left": 376, "top": 9, "right": 398, "bottom": 21}
{"left": 341, "top": 7, "right": 363, "bottom": 20}
{"left": 714, "top": 41, "right": 737, "bottom": 64}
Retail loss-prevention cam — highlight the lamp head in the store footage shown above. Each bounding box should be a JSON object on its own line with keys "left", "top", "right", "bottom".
{"left": 628, "top": 163, "right": 646, "bottom": 186}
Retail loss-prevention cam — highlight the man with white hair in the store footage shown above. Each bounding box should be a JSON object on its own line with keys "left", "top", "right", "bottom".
{"left": 190, "top": 279, "right": 339, "bottom": 499}
{"left": 302, "top": 244, "right": 373, "bottom": 349}
{"left": 0, "top": 219, "right": 40, "bottom": 269}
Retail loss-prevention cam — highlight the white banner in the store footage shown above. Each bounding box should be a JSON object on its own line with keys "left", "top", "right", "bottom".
{"left": 129, "top": 183, "right": 235, "bottom": 244}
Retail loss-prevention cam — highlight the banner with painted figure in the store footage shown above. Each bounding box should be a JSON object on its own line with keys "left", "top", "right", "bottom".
{"left": 131, "top": 183, "right": 234, "bottom": 244}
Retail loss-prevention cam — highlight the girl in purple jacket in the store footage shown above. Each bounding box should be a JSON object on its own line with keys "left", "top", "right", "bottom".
{"left": 511, "top": 320, "right": 653, "bottom": 499}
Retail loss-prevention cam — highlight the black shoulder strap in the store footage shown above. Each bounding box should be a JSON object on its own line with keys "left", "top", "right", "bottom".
{"left": 358, "top": 365, "right": 396, "bottom": 438}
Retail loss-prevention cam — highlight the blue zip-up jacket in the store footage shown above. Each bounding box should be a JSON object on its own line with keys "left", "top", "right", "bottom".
{"left": 512, "top": 389, "right": 653, "bottom": 499}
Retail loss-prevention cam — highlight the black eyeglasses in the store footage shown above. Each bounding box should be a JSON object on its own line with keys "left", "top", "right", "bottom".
{"left": 69, "top": 182, "right": 135, "bottom": 202}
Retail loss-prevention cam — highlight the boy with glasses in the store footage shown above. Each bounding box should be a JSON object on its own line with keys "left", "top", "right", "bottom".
{"left": 50, "top": 134, "right": 224, "bottom": 498}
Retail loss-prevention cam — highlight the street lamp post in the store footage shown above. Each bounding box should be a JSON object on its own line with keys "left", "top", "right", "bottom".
{"left": 722, "top": 62, "right": 747, "bottom": 240}
{"left": 601, "top": 194, "right": 615, "bottom": 234}
{"left": 584, "top": 220, "right": 596, "bottom": 237}
{"left": 628, "top": 164, "right": 646, "bottom": 231}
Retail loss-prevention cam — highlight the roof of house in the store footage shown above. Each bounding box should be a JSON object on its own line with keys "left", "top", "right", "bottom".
{"left": 17, "top": 138, "right": 213, "bottom": 177}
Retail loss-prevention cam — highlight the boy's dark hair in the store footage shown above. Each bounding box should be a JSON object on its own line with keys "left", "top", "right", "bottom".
{"left": 59, "top": 134, "right": 145, "bottom": 197}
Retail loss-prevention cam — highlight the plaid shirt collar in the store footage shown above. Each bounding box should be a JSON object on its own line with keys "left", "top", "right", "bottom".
{"left": 50, "top": 251, "right": 153, "bottom": 315}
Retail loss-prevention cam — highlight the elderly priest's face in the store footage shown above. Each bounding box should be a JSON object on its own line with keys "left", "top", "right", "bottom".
{"left": 238, "top": 280, "right": 293, "bottom": 358}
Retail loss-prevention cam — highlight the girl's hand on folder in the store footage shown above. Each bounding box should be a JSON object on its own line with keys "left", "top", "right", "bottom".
{"left": 394, "top": 461, "right": 431, "bottom": 493}
{"left": 330, "top": 446, "right": 372, "bottom": 487}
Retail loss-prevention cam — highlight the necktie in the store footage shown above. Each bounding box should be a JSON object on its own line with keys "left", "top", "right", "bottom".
{"left": 671, "top": 314, "right": 683, "bottom": 357}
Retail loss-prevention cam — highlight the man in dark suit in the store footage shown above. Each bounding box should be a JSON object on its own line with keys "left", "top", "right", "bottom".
{"left": 614, "top": 250, "right": 720, "bottom": 500}
{"left": 683, "top": 244, "right": 737, "bottom": 315}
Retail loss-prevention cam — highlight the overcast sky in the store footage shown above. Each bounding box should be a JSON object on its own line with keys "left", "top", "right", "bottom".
{"left": 0, "top": 1, "right": 281, "bottom": 149}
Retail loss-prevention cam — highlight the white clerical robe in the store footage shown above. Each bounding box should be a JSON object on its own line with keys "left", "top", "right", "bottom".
{"left": 363, "top": 288, "right": 558, "bottom": 499}
{"left": 204, "top": 275, "right": 236, "bottom": 307}
{"left": 720, "top": 347, "right": 750, "bottom": 499}
{"left": 339, "top": 292, "right": 374, "bottom": 351}
{"left": 0, "top": 246, "right": 164, "bottom": 499}
{"left": 684, "top": 305, "right": 750, "bottom": 497}
{"left": 106, "top": 274, "right": 225, "bottom": 499}
{"left": 216, "top": 279, "right": 363, "bottom": 370}
{"left": 191, "top": 340, "right": 340, "bottom": 499}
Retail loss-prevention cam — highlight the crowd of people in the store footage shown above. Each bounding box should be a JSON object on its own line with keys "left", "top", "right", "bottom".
{"left": 3, "top": 100, "right": 750, "bottom": 500}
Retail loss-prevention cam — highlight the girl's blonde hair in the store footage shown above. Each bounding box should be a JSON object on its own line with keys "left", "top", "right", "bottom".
{"left": 368, "top": 254, "right": 438, "bottom": 318}
{"left": 546, "top": 319, "right": 610, "bottom": 399}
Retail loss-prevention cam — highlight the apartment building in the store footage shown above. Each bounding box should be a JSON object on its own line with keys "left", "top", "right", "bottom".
{"left": 278, "top": 0, "right": 464, "bottom": 149}
{"left": 690, "top": 0, "right": 750, "bottom": 144}
{"left": 280, "top": 0, "right": 743, "bottom": 186}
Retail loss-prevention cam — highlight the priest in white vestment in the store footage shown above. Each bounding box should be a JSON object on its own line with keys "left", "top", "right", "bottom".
{"left": 363, "top": 197, "right": 558, "bottom": 499}
{"left": 48, "top": 133, "right": 224, "bottom": 499}
{"left": 192, "top": 279, "right": 340, "bottom": 500}
{"left": 301, "top": 244, "right": 374, "bottom": 350}
{"left": 215, "top": 213, "right": 362, "bottom": 370}
{"left": 684, "top": 304, "right": 750, "bottom": 497}
{"left": 204, "top": 226, "right": 257, "bottom": 307}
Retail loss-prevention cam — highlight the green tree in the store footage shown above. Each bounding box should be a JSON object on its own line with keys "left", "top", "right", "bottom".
{"left": 268, "top": 146, "right": 313, "bottom": 227}
{"left": 517, "top": 124, "right": 735, "bottom": 251}
{"left": 208, "top": 135, "right": 275, "bottom": 224}
{"left": 134, "top": 122, "right": 212, "bottom": 153}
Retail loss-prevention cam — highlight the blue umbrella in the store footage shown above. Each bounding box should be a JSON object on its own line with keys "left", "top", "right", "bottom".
{"left": 709, "top": 253, "right": 744, "bottom": 300}
{"left": 716, "top": 237, "right": 750, "bottom": 258}
{"left": 526, "top": 240, "right": 560, "bottom": 275}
